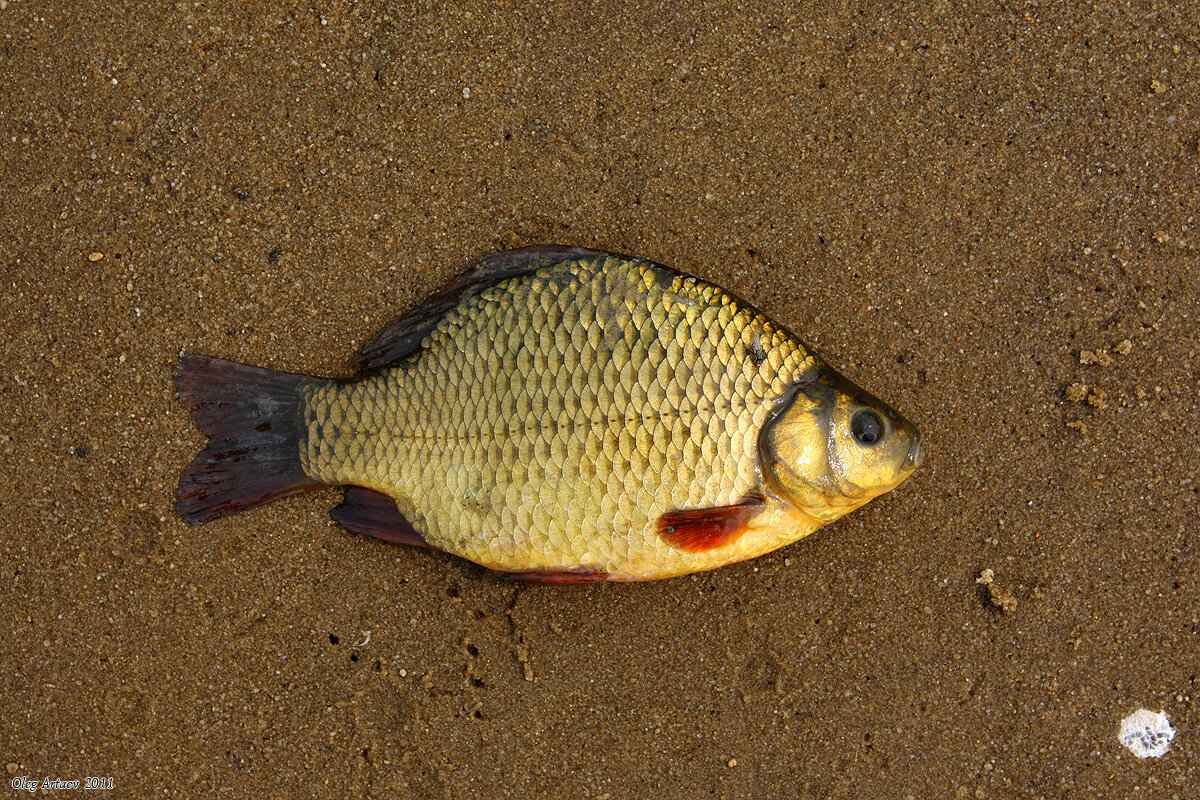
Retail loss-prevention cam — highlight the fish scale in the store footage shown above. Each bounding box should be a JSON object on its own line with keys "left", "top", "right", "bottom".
{"left": 298, "top": 255, "right": 815, "bottom": 578}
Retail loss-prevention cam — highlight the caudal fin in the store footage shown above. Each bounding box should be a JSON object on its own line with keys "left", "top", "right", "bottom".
{"left": 176, "top": 354, "right": 322, "bottom": 525}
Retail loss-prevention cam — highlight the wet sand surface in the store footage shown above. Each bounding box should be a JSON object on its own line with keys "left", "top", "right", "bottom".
{"left": 2, "top": 1, "right": 1197, "bottom": 797}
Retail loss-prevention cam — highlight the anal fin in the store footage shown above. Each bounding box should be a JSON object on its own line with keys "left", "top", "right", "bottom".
{"left": 331, "top": 487, "right": 434, "bottom": 550}
{"left": 657, "top": 495, "right": 765, "bottom": 553}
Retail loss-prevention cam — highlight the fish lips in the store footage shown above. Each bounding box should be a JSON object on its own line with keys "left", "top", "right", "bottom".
{"left": 905, "top": 430, "right": 926, "bottom": 470}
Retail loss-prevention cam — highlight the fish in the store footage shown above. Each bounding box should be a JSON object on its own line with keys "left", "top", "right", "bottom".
{"left": 176, "top": 245, "right": 923, "bottom": 583}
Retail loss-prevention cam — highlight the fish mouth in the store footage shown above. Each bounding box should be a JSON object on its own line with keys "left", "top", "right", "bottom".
{"left": 905, "top": 431, "right": 925, "bottom": 471}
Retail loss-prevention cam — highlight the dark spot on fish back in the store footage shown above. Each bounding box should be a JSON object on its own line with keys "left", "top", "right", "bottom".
{"left": 748, "top": 337, "right": 767, "bottom": 366}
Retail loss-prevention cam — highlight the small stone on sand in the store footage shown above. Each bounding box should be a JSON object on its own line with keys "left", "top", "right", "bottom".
{"left": 1119, "top": 708, "right": 1175, "bottom": 758}
{"left": 977, "top": 569, "right": 1017, "bottom": 612}
{"left": 1065, "top": 383, "right": 1088, "bottom": 402}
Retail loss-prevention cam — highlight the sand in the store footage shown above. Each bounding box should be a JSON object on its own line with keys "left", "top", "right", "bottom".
{"left": 2, "top": 1, "right": 1196, "bottom": 797}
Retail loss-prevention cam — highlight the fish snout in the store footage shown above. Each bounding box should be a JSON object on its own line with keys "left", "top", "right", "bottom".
{"left": 905, "top": 432, "right": 925, "bottom": 470}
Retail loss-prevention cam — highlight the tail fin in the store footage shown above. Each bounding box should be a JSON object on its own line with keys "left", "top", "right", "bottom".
{"left": 176, "top": 354, "right": 322, "bottom": 525}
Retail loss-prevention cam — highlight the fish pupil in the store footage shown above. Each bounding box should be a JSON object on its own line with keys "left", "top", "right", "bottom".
{"left": 851, "top": 410, "right": 882, "bottom": 445}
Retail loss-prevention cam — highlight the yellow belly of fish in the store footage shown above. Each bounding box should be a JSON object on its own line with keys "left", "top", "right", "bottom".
{"left": 300, "top": 257, "right": 817, "bottom": 579}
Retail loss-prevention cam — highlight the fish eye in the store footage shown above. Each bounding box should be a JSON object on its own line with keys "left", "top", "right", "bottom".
{"left": 850, "top": 409, "right": 882, "bottom": 445}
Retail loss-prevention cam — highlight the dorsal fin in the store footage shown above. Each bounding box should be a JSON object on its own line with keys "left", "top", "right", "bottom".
{"left": 354, "top": 245, "right": 610, "bottom": 371}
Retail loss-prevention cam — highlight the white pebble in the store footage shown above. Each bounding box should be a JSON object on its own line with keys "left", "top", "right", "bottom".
{"left": 1118, "top": 708, "right": 1175, "bottom": 758}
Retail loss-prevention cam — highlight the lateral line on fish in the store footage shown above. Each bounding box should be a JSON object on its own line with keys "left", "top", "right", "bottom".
{"left": 338, "top": 402, "right": 758, "bottom": 442}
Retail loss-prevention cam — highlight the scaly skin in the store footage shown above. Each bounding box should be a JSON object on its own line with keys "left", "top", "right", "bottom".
{"left": 299, "top": 254, "right": 824, "bottom": 580}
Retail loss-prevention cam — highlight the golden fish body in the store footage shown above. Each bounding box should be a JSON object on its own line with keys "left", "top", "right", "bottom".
{"left": 177, "top": 246, "right": 923, "bottom": 582}
{"left": 302, "top": 255, "right": 816, "bottom": 579}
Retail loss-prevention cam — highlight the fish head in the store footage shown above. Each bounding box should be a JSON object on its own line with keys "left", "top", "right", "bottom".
{"left": 760, "top": 368, "right": 923, "bottom": 523}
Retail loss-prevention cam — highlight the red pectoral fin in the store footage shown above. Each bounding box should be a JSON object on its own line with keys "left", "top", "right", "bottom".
{"left": 657, "top": 496, "right": 765, "bottom": 553}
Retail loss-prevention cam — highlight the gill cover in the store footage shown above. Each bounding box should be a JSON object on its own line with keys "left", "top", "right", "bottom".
{"left": 760, "top": 369, "right": 923, "bottom": 522}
